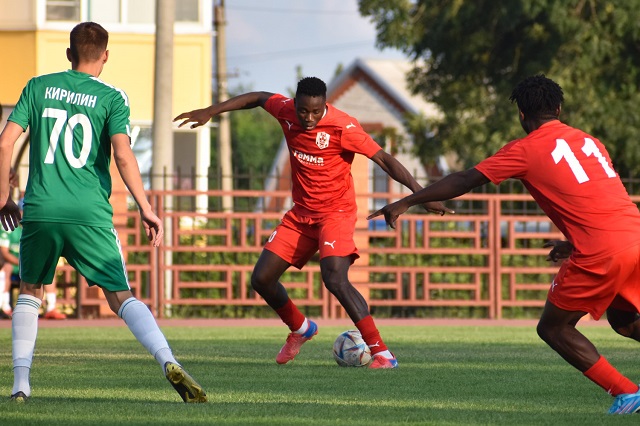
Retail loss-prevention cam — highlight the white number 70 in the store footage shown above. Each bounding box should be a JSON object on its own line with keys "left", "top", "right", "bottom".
{"left": 42, "top": 107, "right": 93, "bottom": 168}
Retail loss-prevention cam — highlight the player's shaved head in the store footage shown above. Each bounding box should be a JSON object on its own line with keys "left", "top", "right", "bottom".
{"left": 69, "top": 22, "right": 109, "bottom": 64}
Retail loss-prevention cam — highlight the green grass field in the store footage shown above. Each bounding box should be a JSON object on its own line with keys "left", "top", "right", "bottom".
{"left": 0, "top": 324, "right": 638, "bottom": 425}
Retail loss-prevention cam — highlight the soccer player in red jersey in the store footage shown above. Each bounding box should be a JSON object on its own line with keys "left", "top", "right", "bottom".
{"left": 175, "top": 77, "right": 452, "bottom": 368}
{"left": 369, "top": 75, "right": 640, "bottom": 412}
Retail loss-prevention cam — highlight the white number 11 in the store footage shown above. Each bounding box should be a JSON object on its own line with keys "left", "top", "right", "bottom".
{"left": 551, "top": 138, "right": 616, "bottom": 184}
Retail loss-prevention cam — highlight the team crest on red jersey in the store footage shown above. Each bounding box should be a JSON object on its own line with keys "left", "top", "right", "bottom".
{"left": 316, "top": 132, "right": 330, "bottom": 149}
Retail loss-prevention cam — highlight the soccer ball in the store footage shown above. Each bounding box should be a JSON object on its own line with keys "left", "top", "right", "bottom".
{"left": 333, "top": 330, "right": 372, "bottom": 367}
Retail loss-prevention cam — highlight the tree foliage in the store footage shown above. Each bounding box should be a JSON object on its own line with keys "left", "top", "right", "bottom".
{"left": 359, "top": 0, "right": 640, "bottom": 176}
{"left": 210, "top": 85, "right": 283, "bottom": 190}
{"left": 230, "top": 105, "right": 283, "bottom": 187}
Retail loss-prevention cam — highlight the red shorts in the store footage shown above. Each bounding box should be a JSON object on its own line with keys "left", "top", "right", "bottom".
{"left": 547, "top": 244, "right": 640, "bottom": 320}
{"left": 264, "top": 209, "right": 359, "bottom": 269}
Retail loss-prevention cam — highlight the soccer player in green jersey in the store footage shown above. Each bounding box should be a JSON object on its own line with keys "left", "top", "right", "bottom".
{"left": 0, "top": 22, "right": 206, "bottom": 403}
{"left": 0, "top": 199, "right": 67, "bottom": 320}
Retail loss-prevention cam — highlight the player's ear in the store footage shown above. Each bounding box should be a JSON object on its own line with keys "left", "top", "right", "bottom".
{"left": 103, "top": 50, "right": 109, "bottom": 64}
{"left": 519, "top": 110, "right": 525, "bottom": 121}
{"left": 66, "top": 48, "right": 73, "bottom": 63}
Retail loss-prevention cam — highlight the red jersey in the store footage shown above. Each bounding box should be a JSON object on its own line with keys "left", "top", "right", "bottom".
{"left": 264, "top": 94, "right": 382, "bottom": 215}
{"left": 475, "top": 120, "right": 640, "bottom": 261}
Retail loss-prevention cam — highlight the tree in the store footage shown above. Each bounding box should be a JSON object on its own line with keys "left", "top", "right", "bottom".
{"left": 229, "top": 104, "right": 283, "bottom": 189}
{"left": 210, "top": 84, "right": 283, "bottom": 190}
{"left": 359, "top": 0, "right": 640, "bottom": 176}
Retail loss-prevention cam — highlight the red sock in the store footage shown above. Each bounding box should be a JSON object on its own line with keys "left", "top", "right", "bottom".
{"left": 355, "top": 315, "right": 388, "bottom": 355}
{"left": 275, "top": 298, "right": 306, "bottom": 332}
{"left": 583, "top": 356, "right": 639, "bottom": 396}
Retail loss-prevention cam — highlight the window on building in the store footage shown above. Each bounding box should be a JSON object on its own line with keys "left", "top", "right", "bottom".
{"left": 370, "top": 135, "right": 392, "bottom": 231}
{"left": 88, "top": 0, "right": 120, "bottom": 23}
{"left": 372, "top": 163, "right": 389, "bottom": 209}
{"left": 46, "top": 0, "right": 80, "bottom": 21}
{"left": 130, "top": 125, "right": 152, "bottom": 188}
{"left": 131, "top": 125, "right": 199, "bottom": 190}
{"left": 45, "top": 0, "right": 200, "bottom": 25}
{"left": 176, "top": 0, "right": 199, "bottom": 22}
{"left": 371, "top": 135, "right": 389, "bottom": 208}
{"left": 127, "top": 0, "right": 155, "bottom": 24}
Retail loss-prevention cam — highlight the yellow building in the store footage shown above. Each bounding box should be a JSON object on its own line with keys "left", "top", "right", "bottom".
{"left": 0, "top": 0, "right": 212, "bottom": 201}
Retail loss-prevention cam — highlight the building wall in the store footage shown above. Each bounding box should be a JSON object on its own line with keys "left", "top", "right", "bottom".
{"left": 332, "top": 79, "right": 428, "bottom": 191}
{"left": 0, "top": 30, "right": 211, "bottom": 119}
{"left": 0, "top": 32, "right": 37, "bottom": 104}
{"left": 333, "top": 79, "right": 405, "bottom": 128}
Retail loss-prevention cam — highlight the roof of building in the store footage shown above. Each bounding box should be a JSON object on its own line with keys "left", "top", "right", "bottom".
{"left": 327, "top": 57, "right": 438, "bottom": 117}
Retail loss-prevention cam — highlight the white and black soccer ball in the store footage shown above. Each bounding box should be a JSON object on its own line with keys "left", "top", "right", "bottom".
{"left": 333, "top": 330, "right": 372, "bottom": 367}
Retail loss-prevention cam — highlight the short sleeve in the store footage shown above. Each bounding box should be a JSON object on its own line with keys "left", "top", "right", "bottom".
{"left": 475, "top": 139, "right": 528, "bottom": 184}
{"left": 7, "top": 79, "right": 34, "bottom": 131}
{"left": 263, "top": 93, "right": 290, "bottom": 118}
{"left": 340, "top": 119, "right": 381, "bottom": 158}
{"left": 107, "top": 90, "right": 131, "bottom": 138}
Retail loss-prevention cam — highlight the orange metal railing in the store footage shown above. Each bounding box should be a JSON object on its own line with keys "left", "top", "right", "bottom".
{"left": 53, "top": 189, "right": 638, "bottom": 320}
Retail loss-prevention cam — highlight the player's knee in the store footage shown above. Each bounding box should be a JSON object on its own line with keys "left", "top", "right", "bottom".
{"left": 536, "top": 321, "right": 548, "bottom": 341}
{"left": 323, "top": 278, "right": 349, "bottom": 296}
{"left": 607, "top": 309, "right": 640, "bottom": 340}
{"left": 250, "top": 274, "right": 263, "bottom": 292}
{"left": 108, "top": 303, "right": 120, "bottom": 315}
{"left": 321, "top": 266, "right": 349, "bottom": 292}
{"left": 250, "top": 269, "right": 272, "bottom": 292}
{"left": 106, "top": 297, "right": 122, "bottom": 315}
{"left": 610, "top": 321, "right": 640, "bottom": 340}
{"left": 611, "top": 324, "right": 633, "bottom": 338}
{"left": 536, "top": 320, "right": 557, "bottom": 345}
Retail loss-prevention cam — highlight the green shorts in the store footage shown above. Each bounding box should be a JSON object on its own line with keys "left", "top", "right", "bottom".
{"left": 20, "top": 222, "right": 130, "bottom": 291}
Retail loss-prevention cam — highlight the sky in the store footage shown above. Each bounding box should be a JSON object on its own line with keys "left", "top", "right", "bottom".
{"left": 223, "top": 0, "right": 406, "bottom": 96}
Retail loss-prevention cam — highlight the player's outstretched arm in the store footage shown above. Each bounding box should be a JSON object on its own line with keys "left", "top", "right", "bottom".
{"left": 173, "top": 91, "right": 275, "bottom": 129}
{"left": 367, "top": 168, "right": 489, "bottom": 229}
{"left": 369, "top": 150, "right": 454, "bottom": 216}
{"left": 0, "top": 122, "right": 23, "bottom": 230}
{"left": 112, "top": 134, "right": 163, "bottom": 247}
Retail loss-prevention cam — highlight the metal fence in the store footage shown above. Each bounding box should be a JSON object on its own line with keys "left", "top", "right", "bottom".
{"left": 51, "top": 187, "right": 637, "bottom": 320}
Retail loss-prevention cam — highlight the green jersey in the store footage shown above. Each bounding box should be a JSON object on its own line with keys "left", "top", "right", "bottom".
{"left": 0, "top": 226, "right": 21, "bottom": 275}
{"left": 8, "top": 70, "right": 131, "bottom": 226}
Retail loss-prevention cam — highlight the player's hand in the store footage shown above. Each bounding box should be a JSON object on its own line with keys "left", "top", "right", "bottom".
{"left": 543, "top": 240, "right": 573, "bottom": 262}
{"left": 0, "top": 198, "right": 21, "bottom": 231}
{"left": 140, "top": 208, "right": 164, "bottom": 247}
{"left": 420, "top": 201, "right": 455, "bottom": 216}
{"left": 367, "top": 200, "right": 410, "bottom": 229}
{"left": 173, "top": 107, "right": 214, "bottom": 129}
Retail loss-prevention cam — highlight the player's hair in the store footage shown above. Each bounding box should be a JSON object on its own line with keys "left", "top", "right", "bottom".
{"left": 69, "top": 22, "right": 109, "bottom": 64}
{"left": 296, "top": 77, "right": 327, "bottom": 98}
{"left": 509, "top": 75, "right": 564, "bottom": 120}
